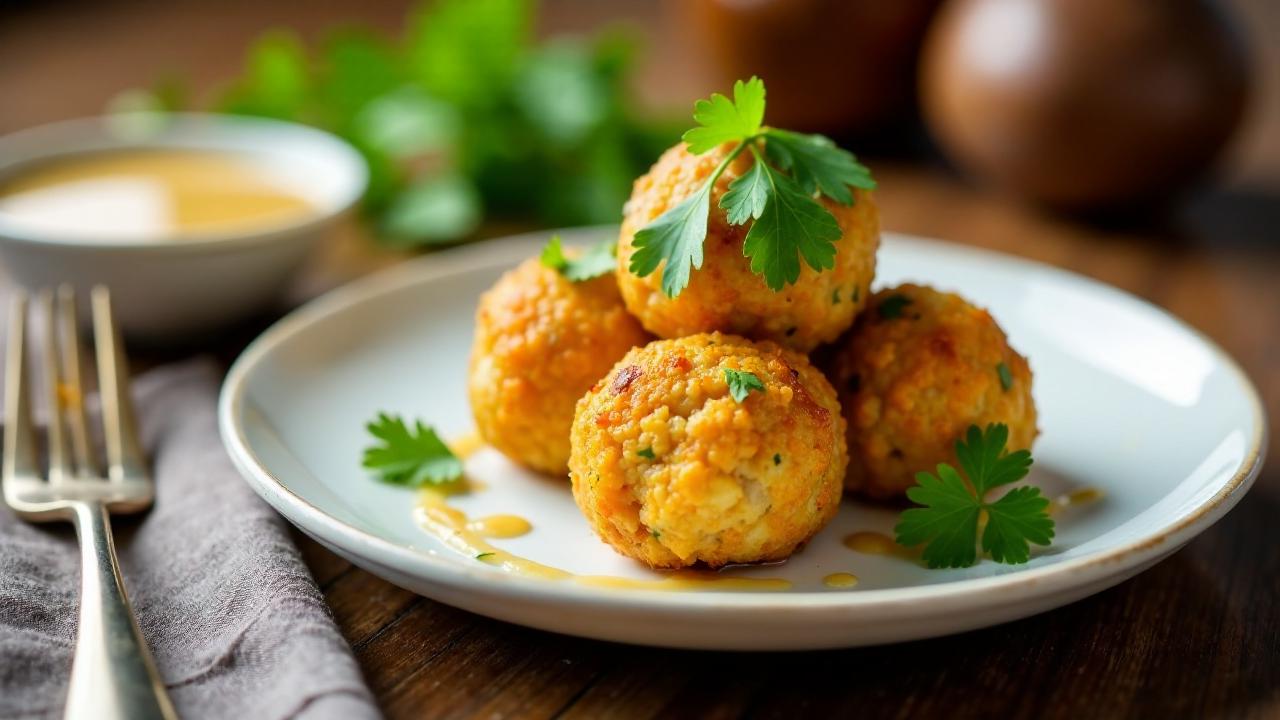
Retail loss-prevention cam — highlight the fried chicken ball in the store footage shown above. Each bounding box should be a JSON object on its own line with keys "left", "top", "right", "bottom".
{"left": 469, "top": 255, "right": 650, "bottom": 475}
{"left": 617, "top": 142, "right": 881, "bottom": 352}
{"left": 569, "top": 333, "right": 847, "bottom": 568}
{"left": 829, "top": 284, "right": 1037, "bottom": 499}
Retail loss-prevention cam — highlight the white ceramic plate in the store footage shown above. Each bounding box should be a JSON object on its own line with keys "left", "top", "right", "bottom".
{"left": 218, "top": 228, "right": 1266, "bottom": 650}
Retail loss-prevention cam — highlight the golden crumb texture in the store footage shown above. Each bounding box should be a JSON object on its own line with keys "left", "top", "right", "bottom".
{"left": 617, "top": 142, "right": 881, "bottom": 352}
{"left": 827, "top": 284, "right": 1038, "bottom": 499}
{"left": 469, "top": 256, "right": 651, "bottom": 475}
{"left": 569, "top": 332, "right": 847, "bottom": 568}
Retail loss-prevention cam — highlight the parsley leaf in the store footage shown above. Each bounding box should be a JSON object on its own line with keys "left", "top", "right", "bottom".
{"left": 362, "top": 412, "right": 463, "bottom": 486}
{"left": 878, "top": 294, "right": 912, "bottom": 319}
{"left": 997, "top": 362, "right": 1013, "bottom": 391}
{"left": 764, "top": 128, "right": 876, "bottom": 205}
{"left": 720, "top": 159, "right": 769, "bottom": 225}
{"left": 893, "top": 423, "right": 1051, "bottom": 568}
{"left": 637, "top": 447, "right": 656, "bottom": 459}
{"left": 682, "top": 76, "right": 765, "bottom": 154}
{"left": 540, "top": 235, "right": 616, "bottom": 281}
{"left": 742, "top": 161, "right": 842, "bottom": 290}
{"left": 629, "top": 77, "right": 875, "bottom": 298}
{"left": 629, "top": 183, "right": 713, "bottom": 297}
{"left": 723, "top": 368, "right": 765, "bottom": 402}
{"left": 983, "top": 486, "right": 1054, "bottom": 563}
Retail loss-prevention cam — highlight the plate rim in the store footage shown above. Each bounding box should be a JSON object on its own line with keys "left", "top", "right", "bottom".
{"left": 218, "top": 228, "right": 1268, "bottom": 613}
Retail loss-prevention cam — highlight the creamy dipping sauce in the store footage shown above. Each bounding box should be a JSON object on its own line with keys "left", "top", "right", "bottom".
{"left": 0, "top": 149, "right": 316, "bottom": 241}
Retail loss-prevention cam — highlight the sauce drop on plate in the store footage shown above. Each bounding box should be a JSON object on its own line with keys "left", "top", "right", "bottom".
{"left": 1050, "top": 487, "right": 1105, "bottom": 515}
{"left": 0, "top": 149, "right": 316, "bottom": 241}
{"left": 466, "top": 514, "right": 532, "bottom": 539}
{"left": 842, "top": 531, "right": 897, "bottom": 555}
{"left": 449, "top": 431, "right": 485, "bottom": 460}
{"left": 822, "top": 572, "right": 859, "bottom": 589}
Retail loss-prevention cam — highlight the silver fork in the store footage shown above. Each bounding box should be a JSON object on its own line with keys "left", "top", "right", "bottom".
{"left": 3, "top": 286, "right": 177, "bottom": 720}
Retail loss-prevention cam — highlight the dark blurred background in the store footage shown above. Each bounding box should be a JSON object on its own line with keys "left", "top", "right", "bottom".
{"left": 1, "top": 0, "right": 1275, "bottom": 205}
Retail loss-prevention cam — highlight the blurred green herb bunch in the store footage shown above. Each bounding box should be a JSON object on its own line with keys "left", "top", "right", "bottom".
{"left": 118, "top": 0, "right": 672, "bottom": 247}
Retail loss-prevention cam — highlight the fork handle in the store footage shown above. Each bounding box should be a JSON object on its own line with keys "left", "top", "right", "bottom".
{"left": 66, "top": 501, "right": 178, "bottom": 720}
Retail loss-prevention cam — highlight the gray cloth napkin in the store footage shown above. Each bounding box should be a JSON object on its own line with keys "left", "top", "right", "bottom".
{"left": 0, "top": 360, "right": 379, "bottom": 720}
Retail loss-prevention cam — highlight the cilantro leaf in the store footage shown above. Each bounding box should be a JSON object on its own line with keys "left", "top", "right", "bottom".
{"left": 723, "top": 368, "right": 765, "bottom": 402}
{"left": 363, "top": 412, "right": 463, "bottom": 486}
{"left": 682, "top": 76, "right": 765, "bottom": 154}
{"left": 636, "top": 447, "right": 656, "bottom": 459}
{"left": 540, "top": 235, "right": 616, "bottom": 281}
{"left": 893, "top": 423, "right": 1052, "bottom": 568}
{"left": 742, "top": 163, "right": 841, "bottom": 290}
{"left": 720, "top": 159, "right": 769, "bottom": 225}
{"left": 764, "top": 128, "right": 876, "bottom": 205}
{"left": 629, "top": 182, "right": 712, "bottom": 297}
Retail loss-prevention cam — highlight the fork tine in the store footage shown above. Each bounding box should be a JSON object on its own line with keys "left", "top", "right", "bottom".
{"left": 91, "top": 287, "right": 145, "bottom": 482}
{"left": 37, "top": 290, "right": 72, "bottom": 484}
{"left": 56, "top": 286, "right": 99, "bottom": 479}
{"left": 4, "top": 291, "right": 38, "bottom": 482}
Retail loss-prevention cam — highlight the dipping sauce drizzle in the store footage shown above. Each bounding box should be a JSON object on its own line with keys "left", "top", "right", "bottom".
{"left": 414, "top": 483, "right": 791, "bottom": 592}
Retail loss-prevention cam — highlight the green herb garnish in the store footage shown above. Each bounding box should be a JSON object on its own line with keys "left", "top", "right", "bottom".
{"left": 636, "top": 447, "right": 656, "bottom": 460}
{"left": 124, "top": 0, "right": 675, "bottom": 247}
{"left": 475, "top": 552, "right": 495, "bottom": 560}
{"left": 997, "top": 362, "right": 1013, "bottom": 391}
{"left": 773, "top": 453, "right": 782, "bottom": 466}
{"left": 894, "top": 424, "right": 1052, "bottom": 568}
{"left": 878, "top": 294, "right": 912, "bottom": 319}
{"left": 540, "top": 235, "right": 617, "bottom": 281}
{"left": 362, "top": 412, "right": 463, "bottom": 485}
{"left": 629, "top": 77, "right": 875, "bottom": 297}
{"left": 723, "top": 368, "right": 765, "bottom": 402}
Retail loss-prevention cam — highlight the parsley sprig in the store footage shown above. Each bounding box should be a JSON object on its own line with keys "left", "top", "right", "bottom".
{"left": 894, "top": 424, "right": 1053, "bottom": 568}
{"left": 540, "top": 235, "right": 617, "bottom": 281}
{"left": 629, "top": 77, "right": 876, "bottom": 297}
{"left": 363, "top": 412, "right": 463, "bottom": 486}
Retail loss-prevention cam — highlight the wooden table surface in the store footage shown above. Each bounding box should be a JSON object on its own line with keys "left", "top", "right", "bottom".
{"left": 3, "top": 1, "right": 1278, "bottom": 718}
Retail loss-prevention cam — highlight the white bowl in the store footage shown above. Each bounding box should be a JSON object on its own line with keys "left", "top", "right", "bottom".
{"left": 0, "top": 114, "right": 367, "bottom": 338}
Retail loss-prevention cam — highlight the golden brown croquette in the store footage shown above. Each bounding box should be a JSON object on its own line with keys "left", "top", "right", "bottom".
{"left": 469, "top": 255, "right": 650, "bottom": 475}
{"left": 829, "top": 284, "right": 1037, "bottom": 499}
{"left": 616, "top": 142, "right": 880, "bottom": 352}
{"left": 569, "top": 333, "right": 847, "bottom": 568}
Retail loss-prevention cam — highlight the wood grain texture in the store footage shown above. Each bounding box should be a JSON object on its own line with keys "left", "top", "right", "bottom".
{"left": 1, "top": 0, "right": 1276, "bottom": 717}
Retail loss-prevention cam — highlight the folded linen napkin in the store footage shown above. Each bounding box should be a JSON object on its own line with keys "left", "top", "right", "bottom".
{"left": 0, "top": 360, "right": 379, "bottom": 720}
